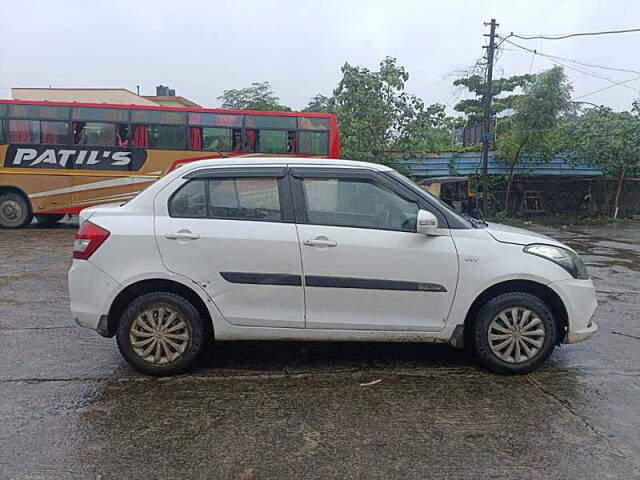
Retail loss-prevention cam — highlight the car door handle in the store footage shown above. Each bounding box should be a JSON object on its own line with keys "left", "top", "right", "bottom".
{"left": 165, "top": 231, "right": 200, "bottom": 240}
{"left": 304, "top": 237, "right": 337, "bottom": 247}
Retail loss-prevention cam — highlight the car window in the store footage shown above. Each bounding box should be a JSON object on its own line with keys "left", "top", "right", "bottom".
{"left": 208, "top": 177, "right": 281, "bottom": 222}
{"left": 169, "top": 179, "right": 207, "bottom": 217}
{"left": 302, "top": 177, "right": 419, "bottom": 232}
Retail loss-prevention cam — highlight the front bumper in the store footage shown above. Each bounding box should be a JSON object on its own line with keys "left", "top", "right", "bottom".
{"left": 565, "top": 321, "right": 598, "bottom": 343}
{"left": 548, "top": 277, "right": 598, "bottom": 344}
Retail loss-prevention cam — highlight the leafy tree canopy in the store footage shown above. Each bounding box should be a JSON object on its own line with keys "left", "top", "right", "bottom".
{"left": 563, "top": 108, "right": 640, "bottom": 178}
{"left": 218, "top": 81, "right": 291, "bottom": 111}
{"left": 453, "top": 73, "right": 536, "bottom": 125}
{"left": 303, "top": 94, "right": 334, "bottom": 113}
{"left": 496, "top": 66, "right": 573, "bottom": 210}
{"left": 330, "top": 56, "right": 453, "bottom": 164}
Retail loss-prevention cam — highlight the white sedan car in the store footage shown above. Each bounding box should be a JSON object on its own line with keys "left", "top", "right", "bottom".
{"left": 68, "top": 157, "right": 597, "bottom": 376}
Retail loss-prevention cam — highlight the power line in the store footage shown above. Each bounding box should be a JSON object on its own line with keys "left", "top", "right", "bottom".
{"left": 499, "top": 38, "right": 640, "bottom": 92}
{"left": 511, "top": 27, "right": 640, "bottom": 41}
{"left": 575, "top": 74, "right": 640, "bottom": 100}
{"left": 498, "top": 39, "right": 640, "bottom": 75}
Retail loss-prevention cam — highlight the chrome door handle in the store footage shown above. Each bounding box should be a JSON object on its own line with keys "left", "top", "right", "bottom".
{"left": 304, "top": 237, "right": 337, "bottom": 247}
{"left": 166, "top": 231, "right": 200, "bottom": 240}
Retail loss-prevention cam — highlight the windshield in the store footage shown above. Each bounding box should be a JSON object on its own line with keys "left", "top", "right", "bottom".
{"left": 387, "top": 170, "right": 474, "bottom": 228}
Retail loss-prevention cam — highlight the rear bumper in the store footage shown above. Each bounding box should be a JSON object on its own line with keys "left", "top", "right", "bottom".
{"left": 68, "top": 259, "right": 120, "bottom": 333}
{"left": 548, "top": 278, "right": 598, "bottom": 344}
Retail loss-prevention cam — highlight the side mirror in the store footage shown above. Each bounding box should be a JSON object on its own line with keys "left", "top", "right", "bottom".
{"left": 416, "top": 209, "right": 439, "bottom": 235}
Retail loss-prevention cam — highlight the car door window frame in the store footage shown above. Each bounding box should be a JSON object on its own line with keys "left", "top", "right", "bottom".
{"left": 289, "top": 167, "right": 447, "bottom": 231}
{"left": 172, "top": 166, "right": 295, "bottom": 223}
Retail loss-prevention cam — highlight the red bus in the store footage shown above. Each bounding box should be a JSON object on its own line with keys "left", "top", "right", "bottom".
{"left": 0, "top": 99, "right": 339, "bottom": 228}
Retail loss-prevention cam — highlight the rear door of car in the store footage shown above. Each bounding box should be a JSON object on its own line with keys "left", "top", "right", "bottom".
{"left": 154, "top": 165, "right": 305, "bottom": 328}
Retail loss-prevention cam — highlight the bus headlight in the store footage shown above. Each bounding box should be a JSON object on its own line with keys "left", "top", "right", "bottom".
{"left": 524, "top": 244, "right": 589, "bottom": 280}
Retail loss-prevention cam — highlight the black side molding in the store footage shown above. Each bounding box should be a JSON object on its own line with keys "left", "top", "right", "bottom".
{"left": 220, "top": 272, "right": 302, "bottom": 286}
{"left": 305, "top": 276, "right": 447, "bottom": 292}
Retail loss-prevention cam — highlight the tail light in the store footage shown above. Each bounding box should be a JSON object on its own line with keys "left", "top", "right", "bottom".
{"left": 73, "top": 221, "right": 110, "bottom": 260}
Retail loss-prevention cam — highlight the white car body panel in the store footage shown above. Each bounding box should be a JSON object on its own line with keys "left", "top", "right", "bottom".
{"left": 297, "top": 223, "right": 458, "bottom": 331}
{"left": 68, "top": 156, "right": 597, "bottom": 349}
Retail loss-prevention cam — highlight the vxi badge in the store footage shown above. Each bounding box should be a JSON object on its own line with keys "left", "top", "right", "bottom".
{"left": 4, "top": 144, "right": 147, "bottom": 171}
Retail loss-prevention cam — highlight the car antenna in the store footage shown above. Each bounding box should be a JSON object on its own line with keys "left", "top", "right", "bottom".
{"left": 217, "top": 151, "right": 228, "bottom": 158}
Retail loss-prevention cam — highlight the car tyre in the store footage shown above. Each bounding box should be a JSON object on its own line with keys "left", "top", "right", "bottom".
{"left": 0, "top": 191, "right": 33, "bottom": 228}
{"left": 471, "top": 292, "right": 557, "bottom": 374}
{"left": 116, "top": 292, "right": 207, "bottom": 376}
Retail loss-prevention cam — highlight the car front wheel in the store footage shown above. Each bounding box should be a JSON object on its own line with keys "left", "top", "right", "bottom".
{"left": 471, "top": 292, "right": 557, "bottom": 374}
{"left": 116, "top": 292, "right": 207, "bottom": 376}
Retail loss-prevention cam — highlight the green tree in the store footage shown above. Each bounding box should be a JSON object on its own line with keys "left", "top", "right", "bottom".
{"left": 454, "top": 73, "right": 536, "bottom": 125}
{"left": 332, "top": 56, "right": 442, "bottom": 166}
{"left": 218, "top": 81, "right": 291, "bottom": 111}
{"left": 496, "top": 66, "right": 573, "bottom": 212}
{"left": 303, "top": 94, "right": 334, "bottom": 113}
{"left": 563, "top": 107, "right": 640, "bottom": 218}
{"left": 393, "top": 103, "right": 463, "bottom": 154}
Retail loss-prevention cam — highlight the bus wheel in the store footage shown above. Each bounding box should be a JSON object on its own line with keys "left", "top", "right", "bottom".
{"left": 0, "top": 191, "right": 33, "bottom": 228}
{"left": 35, "top": 213, "right": 66, "bottom": 225}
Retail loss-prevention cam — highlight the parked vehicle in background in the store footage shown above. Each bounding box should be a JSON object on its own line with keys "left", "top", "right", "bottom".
{"left": 0, "top": 100, "right": 339, "bottom": 228}
{"left": 68, "top": 157, "right": 598, "bottom": 376}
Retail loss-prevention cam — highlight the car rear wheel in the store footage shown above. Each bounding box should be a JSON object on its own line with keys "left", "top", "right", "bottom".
{"left": 116, "top": 292, "right": 207, "bottom": 376}
{"left": 471, "top": 292, "right": 557, "bottom": 374}
{"left": 0, "top": 191, "right": 33, "bottom": 228}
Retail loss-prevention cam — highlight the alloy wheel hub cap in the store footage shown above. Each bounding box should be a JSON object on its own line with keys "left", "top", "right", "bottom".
{"left": 129, "top": 307, "right": 190, "bottom": 364}
{"left": 488, "top": 307, "right": 546, "bottom": 364}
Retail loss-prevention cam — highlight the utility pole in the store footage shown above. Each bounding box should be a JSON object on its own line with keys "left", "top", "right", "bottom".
{"left": 481, "top": 18, "right": 498, "bottom": 218}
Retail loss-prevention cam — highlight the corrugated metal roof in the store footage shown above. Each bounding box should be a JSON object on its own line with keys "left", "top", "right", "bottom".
{"left": 397, "top": 152, "right": 603, "bottom": 178}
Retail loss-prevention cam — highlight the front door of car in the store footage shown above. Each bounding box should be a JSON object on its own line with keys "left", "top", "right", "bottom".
{"left": 154, "top": 167, "right": 305, "bottom": 328}
{"left": 291, "top": 168, "right": 458, "bottom": 331}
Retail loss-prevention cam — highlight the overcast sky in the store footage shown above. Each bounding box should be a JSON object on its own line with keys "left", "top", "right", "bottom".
{"left": 1, "top": 0, "right": 639, "bottom": 113}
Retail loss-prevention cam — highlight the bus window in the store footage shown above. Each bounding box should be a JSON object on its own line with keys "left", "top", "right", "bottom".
{"left": 299, "top": 131, "right": 329, "bottom": 155}
{"left": 0, "top": 120, "right": 5, "bottom": 143}
{"left": 41, "top": 121, "right": 69, "bottom": 145}
{"left": 298, "top": 117, "right": 330, "bottom": 130}
{"left": 131, "top": 110, "right": 186, "bottom": 125}
{"left": 9, "top": 104, "right": 69, "bottom": 120}
{"left": 189, "top": 112, "right": 243, "bottom": 128}
{"left": 245, "top": 115, "right": 296, "bottom": 130}
{"left": 133, "top": 125, "right": 186, "bottom": 149}
{"left": 189, "top": 127, "right": 233, "bottom": 151}
{"left": 202, "top": 127, "right": 233, "bottom": 151}
{"left": 9, "top": 120, "right": 40, "bottom": 143}
{"left": 258, "top": 130, "right": 288, "bottom": 154}
{"left": 72, "top": 107, "right": 128, "bottom": 123}
{"left": 73, "top": 122, "right": 116, "bottom": 146}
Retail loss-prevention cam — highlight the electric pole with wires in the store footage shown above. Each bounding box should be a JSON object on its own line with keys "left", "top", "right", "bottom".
{"left": 481, "top": 18, "right": 498, "bottom": 218}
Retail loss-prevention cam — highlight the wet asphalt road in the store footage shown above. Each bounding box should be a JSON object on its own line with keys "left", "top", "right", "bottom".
{"left": 1, "top": 220, "right": 639, "bottom": 479}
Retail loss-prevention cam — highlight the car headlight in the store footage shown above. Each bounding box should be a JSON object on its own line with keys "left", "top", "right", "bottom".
{"left": 524, "top": 244, "right": 589, "bottom": 280}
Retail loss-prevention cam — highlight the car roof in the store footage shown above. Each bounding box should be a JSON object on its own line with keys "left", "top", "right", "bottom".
{"left": 179, "top": 156, "right": 393, "bottom": 172}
